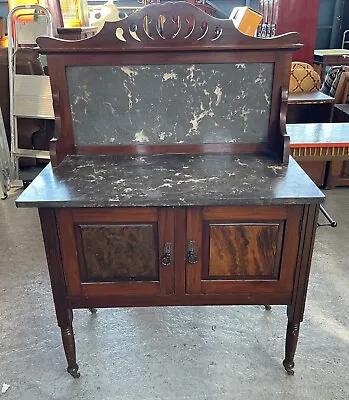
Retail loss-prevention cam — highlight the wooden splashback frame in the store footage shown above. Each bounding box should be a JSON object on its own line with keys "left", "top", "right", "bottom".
{"left": 36, "top": 1, "right": 301, "bottom": 166}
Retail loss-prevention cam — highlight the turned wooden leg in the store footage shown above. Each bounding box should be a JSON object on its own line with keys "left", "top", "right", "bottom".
{"left": 61, "top": 326, "right": 80, "bottom": 378}
{"left": 39, "top": 210, "right": 81, "bottom": 378}
{"left": 283, "top": 322, "right": 300, "bottom": 376}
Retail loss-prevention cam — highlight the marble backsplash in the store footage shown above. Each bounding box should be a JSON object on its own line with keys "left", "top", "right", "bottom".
{"left": 67, "top": 63, "right": 274, "bottom": 146}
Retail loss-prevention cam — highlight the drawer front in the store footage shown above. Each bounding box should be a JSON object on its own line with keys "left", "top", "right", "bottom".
{"left": 186, "top": 206, "right": 302, "bottom": 295}
{"left": 57, "top": 208, "right": 175, "bottom": 297}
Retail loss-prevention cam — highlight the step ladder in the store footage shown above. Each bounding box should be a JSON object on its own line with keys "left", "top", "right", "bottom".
{"left": 0, "top": 108, "right": 13, "bottom": 199}
{"left": 342, "top": 30, "right": 349, "bottom": 49}
{"left": 7, "top": 5, "right": 54, "bottom": 182}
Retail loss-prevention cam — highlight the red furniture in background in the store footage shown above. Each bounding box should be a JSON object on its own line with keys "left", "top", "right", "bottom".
{"left": 259, "top": 0, "right": 320, "bottom": 64}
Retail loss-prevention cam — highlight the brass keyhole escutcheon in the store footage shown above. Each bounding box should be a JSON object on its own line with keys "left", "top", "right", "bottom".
{"left": 187, "top": 240, "right": 198, "bottom": 264}
{"left": 161, "top": 242, "right": 172, "bottom": 266}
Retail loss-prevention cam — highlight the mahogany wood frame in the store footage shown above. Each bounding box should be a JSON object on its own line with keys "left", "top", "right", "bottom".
{"left": 37, "top": 1, "right": 301, "bottom": 166}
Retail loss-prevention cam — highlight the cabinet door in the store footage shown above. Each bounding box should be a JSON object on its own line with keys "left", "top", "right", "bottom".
{"left": 57, "top": 208, "right": 174, "bottom": 298}
{"left": 186, "top": 206, "right": 302, "bottom": 295}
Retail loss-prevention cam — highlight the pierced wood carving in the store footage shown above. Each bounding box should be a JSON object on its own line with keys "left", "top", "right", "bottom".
{"left": 37, "top": 2, "right": 300, "bottom": 52}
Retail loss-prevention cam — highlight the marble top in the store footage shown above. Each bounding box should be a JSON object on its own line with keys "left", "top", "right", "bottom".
{"left": 335, "top": 104, "right": 349, "bottom": 112}
{"left": 288, "top": 123, "right": 349, "bottom": 146}
{"left": 16, "top": 154, "right": 324, "bottom": 208}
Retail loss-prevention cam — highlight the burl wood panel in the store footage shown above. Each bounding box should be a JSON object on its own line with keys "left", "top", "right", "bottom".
{"left": 78, "top": 224, "right": 158, "bottom": 281}
{"left": 208, "top": 224, "right": 280, "bottom": 278}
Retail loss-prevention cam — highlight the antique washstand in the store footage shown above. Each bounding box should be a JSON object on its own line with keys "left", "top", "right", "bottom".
{"left": 16, "top": 2, "right": 324, "bottom": 378}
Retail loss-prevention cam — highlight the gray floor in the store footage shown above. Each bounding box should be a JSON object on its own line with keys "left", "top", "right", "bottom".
{"left": 0, "top": 189, "right": 348, "bottom": 400}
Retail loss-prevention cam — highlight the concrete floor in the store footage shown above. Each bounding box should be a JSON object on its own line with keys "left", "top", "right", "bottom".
{"left": 0, "top": 189, "right": 348, "bottom": 400}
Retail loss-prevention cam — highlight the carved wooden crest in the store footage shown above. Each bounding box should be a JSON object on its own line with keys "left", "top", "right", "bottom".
{"left": 37, "top": 1, "right": 301, "bottom": 53}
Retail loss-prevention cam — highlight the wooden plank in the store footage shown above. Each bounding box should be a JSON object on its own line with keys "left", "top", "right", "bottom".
{"left": 158, "top": 208, "right": 175, "bottom": 294}
{"left": 69, "top": 292, "right": 291, "bottom": 308}
{"left": 203, "top": 206, "right": 287, "bottom": 220}
{"left": 201, "top": 280, "right": 291, "bottom": 294}
{"left": 288, "top": 92, "right": 335, "bottom": 104}
{"left": 72, "top": 208, "right": 158, "bottom": 223}
{"left": 81, "top": 282, "right": 160, "bottom": 297}
{"left": 174, "top": 208, "right": 186, "bottom": 295}
{"left": 185, "top": 208, "right": 202, "bottom": 294}
{"left": 75, "top": 143, "right": 267, "bottom": 157}
{"left": 56, "top": 210, "right": 82, "bottom": 297}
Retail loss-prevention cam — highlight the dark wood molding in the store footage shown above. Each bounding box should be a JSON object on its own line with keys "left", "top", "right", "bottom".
{"left": 279, "top": 86, "right": 290, "bottom": 163}
{"left": 68, "top": 292, "right": 290, "bottom": 308}
{"left": 280, "top": 87, "right": 289, "bottom": 138}
{"left": 75, "top": 143, "right": 268, "bottom": 157}
{"left": 174, "top": 208, "right": 186, "bottom": 296}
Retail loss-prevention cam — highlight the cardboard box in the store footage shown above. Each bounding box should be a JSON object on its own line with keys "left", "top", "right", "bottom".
{"left": 230, "top": 7, "right": 263, "bottom": 37}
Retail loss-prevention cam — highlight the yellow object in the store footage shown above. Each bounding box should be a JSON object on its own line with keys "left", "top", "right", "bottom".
{"left": 8, "top": 0, "right": 45, "bottom": 24}
{"left": 0, "top": 37, "right": 8, "bottom": 47}
{"left": 289, "top": 62, "right": 321, "bottom": 93}
{"left": 8, "top": 0, "right": 41, "bottom": 10}
{"left": 90, "top": 0, "right": 122, "bottom": 32}
{"left": 230, "top": 7, "right": 262, "bottom": 37}
{"left": 60, "top": 0, "right": 89, "bottom": 28}
{"left": 0, "top": 16, "right": 5, "bottom": 41}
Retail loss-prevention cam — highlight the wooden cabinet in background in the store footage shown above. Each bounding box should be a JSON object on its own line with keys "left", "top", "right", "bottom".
{"left": 287, "top": 92, "right": 335, "bottom": 124}
{"left": 296, "top": 160, "right": 327, "bottom": 187}
{"left": 289, "top": 122, "right": 349, "bottom": 188}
